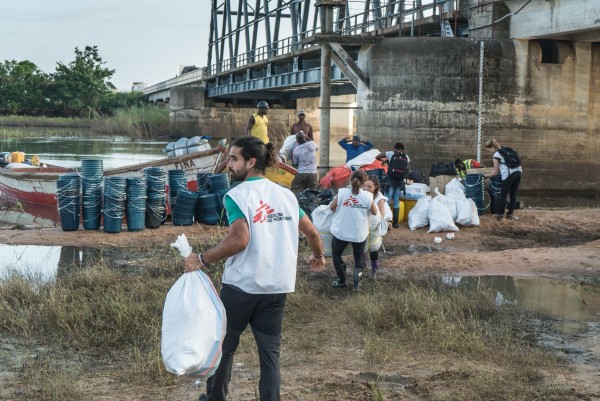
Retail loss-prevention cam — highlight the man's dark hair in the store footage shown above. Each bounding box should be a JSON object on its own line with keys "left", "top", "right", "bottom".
{"left": 232, "top": 136, "right": 277, "bottom": 173}
{"left": 394, "top": 142, "right": 404, "bottom": 150}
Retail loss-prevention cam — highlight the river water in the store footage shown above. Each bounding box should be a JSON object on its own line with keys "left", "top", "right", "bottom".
{"left": 0, "top": 127, "right": 167, "bottom": 169}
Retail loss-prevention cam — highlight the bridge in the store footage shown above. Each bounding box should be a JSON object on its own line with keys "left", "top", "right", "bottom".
{"left": 143, "top": 0, "right": 458, "bottom": 105}
{"left": 141, "top": 0, "right": 600, "bottom": 196}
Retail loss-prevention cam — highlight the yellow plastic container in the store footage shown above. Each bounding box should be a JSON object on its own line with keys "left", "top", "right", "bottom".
{"left": 403, "top": 199, "right": 417, "bottom": 222}
{"left": 9, "top": 151, "right": 25, "bottom": 163}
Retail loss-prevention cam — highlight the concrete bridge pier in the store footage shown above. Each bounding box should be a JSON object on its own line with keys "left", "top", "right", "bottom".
{"left": 169, "top": 86, "right": 205, "bottom": 136}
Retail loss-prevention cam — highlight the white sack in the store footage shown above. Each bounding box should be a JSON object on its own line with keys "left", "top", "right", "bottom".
{"left": 408, "top": 196, "right": 431, "bottom": 230}
{"left": 445, "top": 178, "right": 465, "bottom": 196}
{"left": 455, "top": 198, "right": 481, "bottom": 227}
{"left": 344, "top": 149, "right": 380, "bottom": 169}
{"left": 161, "top": 270, "right": 226, "bottom": 377}
{"left": 311, "top": 205, "right": 333, "bottom": 233}
{"left": 427, "top": 197, "right": 459, "bottom": 233}
{"left": 433, "top": 188, "right": 458, "bottom": 222}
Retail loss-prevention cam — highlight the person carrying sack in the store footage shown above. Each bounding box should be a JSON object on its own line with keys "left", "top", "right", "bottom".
{"left": 184, "top": 136, "right": 326, "bottom": 401}
{"left": 376, "top": 142, "right": 410, "bottom": 228}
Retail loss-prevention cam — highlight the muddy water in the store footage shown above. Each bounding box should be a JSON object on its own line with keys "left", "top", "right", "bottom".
{"left": 443, "top": 275, "right": 600, "bottom": 391}
{"left": 0, "top": 244, "right": 138, "bottom": 281}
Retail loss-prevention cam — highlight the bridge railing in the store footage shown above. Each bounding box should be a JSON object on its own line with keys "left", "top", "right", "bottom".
{"left": 143, "top": 68, "right": 206, "bottom": 95}
{"left": 207, "top": 27, "right": 320, "bottom": 76}
{"left": 207, "top": 0, "right": 450, "bottom": 77}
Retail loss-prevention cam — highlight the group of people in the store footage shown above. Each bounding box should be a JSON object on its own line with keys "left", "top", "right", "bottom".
{"left": 192, "top": 102, "right": 523, "bottom": 401}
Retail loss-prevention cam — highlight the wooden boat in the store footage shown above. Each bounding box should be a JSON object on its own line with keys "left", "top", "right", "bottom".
{"left": 265, "top": 162, "right": 297, "bottom": 188}
{"left": 0, "top": 147, "right": 227, "bottom": 223}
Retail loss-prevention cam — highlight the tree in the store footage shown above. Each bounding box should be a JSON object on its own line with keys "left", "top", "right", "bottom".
{"left": 0, "top": 60, "right": 50, "bottom": 115}
{"left": 51, "top": 46, "right": 116, "bottom": 117}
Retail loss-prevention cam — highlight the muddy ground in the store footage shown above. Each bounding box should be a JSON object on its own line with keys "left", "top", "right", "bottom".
{"left": 1, "top": 207, "right": 600, "bottom": 400}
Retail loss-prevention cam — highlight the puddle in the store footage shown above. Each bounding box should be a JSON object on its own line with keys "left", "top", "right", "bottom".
{"left": 0, "top": 244, "right": 148, "bottom": 281}
{"left": 442, "top": 275, "right": 600, "bottom": 383}
{"left": 442, "top": 275, "right": 600, "bottom": 331}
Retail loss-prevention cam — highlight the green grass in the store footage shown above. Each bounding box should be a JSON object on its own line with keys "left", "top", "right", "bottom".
{"left": 0, "top": 105, "right": 169, "bottom": 138}
{"left": 0, "top": 240, "right": 594, "bottom": 400}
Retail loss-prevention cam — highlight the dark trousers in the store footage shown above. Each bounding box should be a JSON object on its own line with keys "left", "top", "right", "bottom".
{"left": 331, "top": 235, "right": 367, "bottom": 270}
{"left": 207, "top": 284, "right": 287, "bottom": 401}
{"left": 499, "top": 171, "right": 521, "bottom": 216}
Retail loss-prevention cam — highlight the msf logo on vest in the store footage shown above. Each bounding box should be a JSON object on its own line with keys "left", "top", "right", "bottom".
{"left": 253, "top": 200, "right": 292, "bottom": 224}
{"left": 342, "top": 196, "right": 367, "bottom": 209}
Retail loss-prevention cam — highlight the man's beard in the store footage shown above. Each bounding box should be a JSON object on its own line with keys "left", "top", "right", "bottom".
{"left": 229, "top": 166, "right": 249, "bottom": 182}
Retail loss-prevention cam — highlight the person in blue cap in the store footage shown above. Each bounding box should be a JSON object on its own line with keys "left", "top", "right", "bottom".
{"left": 338, "top": 134, "right": 374, "bottom": 162}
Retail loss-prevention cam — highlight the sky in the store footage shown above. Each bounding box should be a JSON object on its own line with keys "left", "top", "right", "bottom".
{"left": 0, "top": 1, "right": 211, "bottom": 91}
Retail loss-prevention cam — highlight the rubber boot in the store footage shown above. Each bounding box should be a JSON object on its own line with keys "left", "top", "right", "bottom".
{"left": 371, "top": 259, "right": 379, "bottom": 279}
{"left": 332, "top": 263, "right": 347, "bottom": 288}
{"left": 353, "top": 266, "right": 363, "bottom": 289}
{"left": 392, "top": 208, "right": 400, "bottom": 228}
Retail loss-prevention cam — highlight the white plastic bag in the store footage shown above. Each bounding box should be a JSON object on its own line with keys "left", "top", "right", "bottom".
{"left": 445, "top": 178, "right": 465, "bottom": 196}
{"left": 170, "top": 233, "right": 193, "bottom": 258}
{"left": 434, "top": 188, "right": 458, "bottom": 222}
{"left": 161, "top": 270, "right": 227, "bottom": 377}
{"left": 427, "top": 197, "right": 459, "bottom": 233}
{"left": 408, "top": 196, "right": 431, "bottom": 230}
{"left": 311, "top": 205, "right": 333, "bottom": 233}
{"left": 455, "top": 198, "right": 481, "bottom": 227}
{"left": 344, "top": 149, "right": 380, "bottom": 169}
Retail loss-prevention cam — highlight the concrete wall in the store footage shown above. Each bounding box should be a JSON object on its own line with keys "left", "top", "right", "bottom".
{"left": 357, "top": 37, "right": 600, "bottom": 196}
{"left": 170, "top": 93, "right": 356, "bottom": 143}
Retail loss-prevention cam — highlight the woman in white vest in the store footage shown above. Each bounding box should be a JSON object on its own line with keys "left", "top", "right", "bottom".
{"left": 184, "top": 136, "right": 325, "bottom": 401}
{"left": 329, "top": 170, "right": 378, "bottom": 289}
{"left": 363, "top": 175, "right": 392, "bottom": 278}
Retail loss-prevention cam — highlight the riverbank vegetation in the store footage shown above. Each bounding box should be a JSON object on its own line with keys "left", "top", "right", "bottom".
{"left": 0, "top": 236, "right": 591, "bottom": 401}
{"left": 0, "top": 46, "right": 167, "bottom": 137}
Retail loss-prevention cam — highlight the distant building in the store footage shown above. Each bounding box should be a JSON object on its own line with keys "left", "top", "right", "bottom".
{"left": 131, "top": 82, "right": 148, "bottom": 92}
{"left": 179, "top": 65, "right": 199, "bottom": 75}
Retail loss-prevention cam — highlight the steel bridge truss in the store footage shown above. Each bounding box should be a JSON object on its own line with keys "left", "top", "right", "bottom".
{"left": 207, "top": 0, "right": 455, "bottom": 76}
{"left": 205, "top": 0, "right": 456, "bottom": 99}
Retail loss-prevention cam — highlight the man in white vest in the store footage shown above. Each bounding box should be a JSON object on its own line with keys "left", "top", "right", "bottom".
{"left": 184, "top": 136, "right": 326, "bottom": 401}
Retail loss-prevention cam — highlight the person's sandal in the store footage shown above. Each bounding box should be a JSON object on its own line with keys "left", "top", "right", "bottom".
{"left": 496, "top": 214, "right": 503, "bottom": 221}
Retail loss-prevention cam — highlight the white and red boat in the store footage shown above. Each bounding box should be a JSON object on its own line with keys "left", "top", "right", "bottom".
{"left": 0, "top": 147, "right": 228, "bottom": 224}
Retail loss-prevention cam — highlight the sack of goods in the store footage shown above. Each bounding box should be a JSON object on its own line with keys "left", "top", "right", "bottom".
{"left": 164, "top": 136, "right": 212, "bottom": 158}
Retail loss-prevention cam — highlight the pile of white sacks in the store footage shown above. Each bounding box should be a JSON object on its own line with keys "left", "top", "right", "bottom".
{"left": 408, "top": 177, "right": 480, "bottom": 232}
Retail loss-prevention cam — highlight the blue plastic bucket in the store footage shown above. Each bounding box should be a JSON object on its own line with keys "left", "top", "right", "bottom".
{"left": 465, "top": 174, "right": 485, "bottom": 215}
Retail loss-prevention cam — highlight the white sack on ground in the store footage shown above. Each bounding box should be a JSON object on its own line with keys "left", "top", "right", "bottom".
{"left": 428, "top": 196, "right": 459, "bottom": 233}
{"left": 456, "top": 198, "right": 481, "bottom": 226}
{"left": 408, "top": 196, "right": 431, "bottom": 230}
{"left": 433, "top": 188, "right": 458, "bottom": 222}
{"left": 445, "top": 178, "right": 465, "bottom": 196}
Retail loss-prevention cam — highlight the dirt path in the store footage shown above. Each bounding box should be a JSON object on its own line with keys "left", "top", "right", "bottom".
{"left": 1, "top": 208, "right": 599, "bottom": 278}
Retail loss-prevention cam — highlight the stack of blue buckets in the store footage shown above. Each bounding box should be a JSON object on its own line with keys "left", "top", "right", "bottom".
{"left": 81, "top": 159, "right": 104, "bottom": 230}
{"left": 196, "top": 173, "right": 230, "bottom": 226}
{"left": 125, "top": 177, "right": 147, "bottom": 231}
{"left": 56, "top": 173, "right": 81, "bottom": 231}
{"left": 168, "top": 170, "right": 188, "bottom": 211}
{"left": 103, "top": 177, "right": 127, "bottom": 233}
{"left": 144, "top": 167, "right": 167, "bottom": 228}
{"left": 172, "top": 189, "right": 198, "bottom": 226}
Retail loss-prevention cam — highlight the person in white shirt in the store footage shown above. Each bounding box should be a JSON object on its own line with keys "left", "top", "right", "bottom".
{"left": 329, "top": 170, "right": 378, "bottom": 289}
{"left": 483, "top": 138, "right": 523, "bottom": 221}
{"left": 184, "top": 136, "right": 325, "bottom": 401}
{"left": 363, "top": 175, "right": 391, "bottom": 278}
